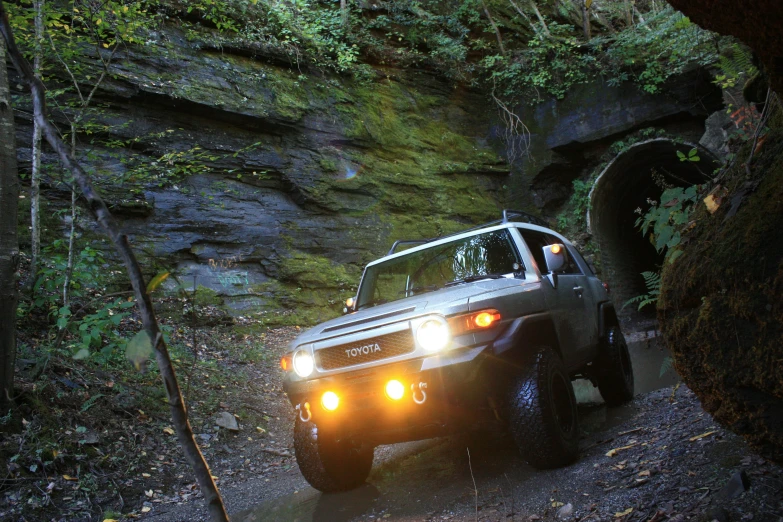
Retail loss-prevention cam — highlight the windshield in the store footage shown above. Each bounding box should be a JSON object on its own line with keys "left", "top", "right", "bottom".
{"left": 356, "top": 229, "right": 521, "bottom": 310}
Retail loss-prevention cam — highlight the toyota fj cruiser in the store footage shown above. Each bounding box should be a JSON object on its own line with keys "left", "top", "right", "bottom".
{"left": 281, "top": 210, "right": 634, "bottom": 492}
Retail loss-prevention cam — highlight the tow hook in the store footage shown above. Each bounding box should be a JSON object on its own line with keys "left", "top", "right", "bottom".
{"left": 412, "top": 382, "right": 428, "bottom": 405}
{"left": 296, "top": 401, "right": 311, "bottom": 422}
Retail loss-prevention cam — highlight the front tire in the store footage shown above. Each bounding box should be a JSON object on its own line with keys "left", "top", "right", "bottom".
{"left": 293, "top": 417, "right": 374, "bottom": 492}
{"left": 507, "top": 347, "right": 579, "bottom": 469}
{"left": 596, "top": 326, "right": 635, "bottom": 407}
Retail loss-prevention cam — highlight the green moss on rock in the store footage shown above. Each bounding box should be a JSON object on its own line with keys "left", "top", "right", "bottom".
{"left": 658, "top": 128, "right": 783, "bottom": 463}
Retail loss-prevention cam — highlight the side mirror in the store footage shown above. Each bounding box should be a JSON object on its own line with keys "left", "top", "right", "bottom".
{"left": 343, "top": 297, "right": 357, "bottom": 314}
{"left": 542, "top": 244, "right": 566, "bottom": 288}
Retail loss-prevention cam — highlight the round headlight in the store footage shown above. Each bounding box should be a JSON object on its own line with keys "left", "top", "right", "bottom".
{"left": 416, "top": 319, "right": 450, "bottom": 352}
{"left": 293, "top": 350, "right": 314, "bottom": 378}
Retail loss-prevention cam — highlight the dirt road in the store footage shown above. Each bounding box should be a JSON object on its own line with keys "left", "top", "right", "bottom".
{"left": 143, "top": 330, "right": 783, "bottom": 522}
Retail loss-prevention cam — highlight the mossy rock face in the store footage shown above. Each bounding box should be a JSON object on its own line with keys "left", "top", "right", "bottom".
{"left": 658, "top": 129, "right": 783, "bottom": 463}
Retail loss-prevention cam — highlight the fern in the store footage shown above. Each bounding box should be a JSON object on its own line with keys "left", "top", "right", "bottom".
{"left": 622, "top": 271, "right": 661, "bottom": 311}
{"left": 715, "top": 42, "right": 757, "bottom": 88}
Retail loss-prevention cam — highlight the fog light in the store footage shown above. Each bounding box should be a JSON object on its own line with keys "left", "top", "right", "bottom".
{"left": 321, "top": 391, "right": 339, "bottom": 411}
{"left": 385, "top": 380, "right": 405, "bottom": 400}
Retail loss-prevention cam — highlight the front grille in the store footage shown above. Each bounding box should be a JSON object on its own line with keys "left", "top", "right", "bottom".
{"left": 316, "top": 330, "right": 415, "bottom": 370}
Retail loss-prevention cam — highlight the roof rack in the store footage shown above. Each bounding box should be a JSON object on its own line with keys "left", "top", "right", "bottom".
{"left": 386, "top": 209, "right": 548, "bottom": 255}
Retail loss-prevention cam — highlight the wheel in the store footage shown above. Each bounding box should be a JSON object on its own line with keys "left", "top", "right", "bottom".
{"left": 596, "top": 326, "right": 635, "bottom": 407}
{"left": 507, "top": 347, "right": 579, "bottom": 469}
{"left": 293, "top": 416, "right": 374, "bottom": 492}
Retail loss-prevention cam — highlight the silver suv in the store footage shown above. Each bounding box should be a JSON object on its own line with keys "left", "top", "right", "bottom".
{"left": 281, "top": 210, "right": 634, "bottom": 492}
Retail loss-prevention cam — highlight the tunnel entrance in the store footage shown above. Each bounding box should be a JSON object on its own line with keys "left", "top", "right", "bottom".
{"left": 587, "top": 139, "right": 720, "bottom": 318}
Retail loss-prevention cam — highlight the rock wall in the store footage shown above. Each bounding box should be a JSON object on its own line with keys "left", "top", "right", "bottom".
{"left": 658, "top": 128, "right": 783, "bottom": 463}
{"left": 12, "top": 28, "right": 720, "bottom": 325}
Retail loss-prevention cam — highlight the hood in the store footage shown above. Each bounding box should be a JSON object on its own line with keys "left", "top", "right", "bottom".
{"left": 289, "top": 277, "right": 535, "bottom": 348}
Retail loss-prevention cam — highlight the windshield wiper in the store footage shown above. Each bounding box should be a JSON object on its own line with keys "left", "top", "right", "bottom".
{"left": 357, "top": 298, "right": 388, "bottom": 310}
{"left": 399, "top": 284, "right": 441, "bottom": 296}
{"left": 445, "top": 273, "right": 508, "bottom": 287}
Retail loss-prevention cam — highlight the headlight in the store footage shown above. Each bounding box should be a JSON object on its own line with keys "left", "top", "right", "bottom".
{"left": 416, "top": 319, "right": 450, "bottom": 352}
{"left": 293, "top": 350, "right": 314, "bottom": 378}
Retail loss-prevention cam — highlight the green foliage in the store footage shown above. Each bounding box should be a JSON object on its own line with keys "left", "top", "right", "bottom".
{"left": 602, "top": 7, "right": 718, "bottom": 94}
{"left": 714, "top": 41, "right": 757, "bottom": 89}
{"left": 622, "top": 271, "right": 661, "bottom": 311}
{"left": 635, "top": 185, "right": 700, "bottom": 264}
{"left": 30, "top": 242, "right": 106, "bottom": 314}
{"left": 125, "top": 330, "right": 155, "bottom": 371}
{"left": 484, "top": 22, "right": 593, "bottom": 102}
{"left": 555, "top": 177, "right": 594, "bottom": 234}
{"left": 676, "top": 148, "right": 701, "bottom": 163}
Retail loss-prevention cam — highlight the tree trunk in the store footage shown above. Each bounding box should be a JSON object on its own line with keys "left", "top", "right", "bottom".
{"left": 624, "top": 0, "right": 633, "bottom": 27}
{"left": 0, "top": 35, "right": 19, "bottom": 409}
{"left": 528, "top": 0, "right": 551, "bottom": 36}
{"left": 29, "top": 0, "right": 43, "bottom": 288}
{"left": 0, "top": 4, "right": 229, "bottom": 519}
{"left": 481, "top": 0, "right": 506, "bottom": 54}
{"left": 62, "top": 125, "right": 76, "bottom": 308}
{"left": 582, "top": 0, "right": 592, "bottom": 40}
{"left": 340, "top": 0, "right": 348, "bottom": 27}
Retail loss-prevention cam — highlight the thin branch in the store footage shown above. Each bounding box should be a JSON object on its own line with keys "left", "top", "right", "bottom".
{"left": 47, "top": 34, "right": 85, "bottom": 105}
{"left": 481, "top": 0, "right": 506, "bottom": 55}
{"left": 491, "top": 79, "right": 531, "bottom": 167}
{"left": 467, "top": 447, "right": 478, "bottom": 522}
{"left": 0, "top": 4, "right": 229, "bottom": 520}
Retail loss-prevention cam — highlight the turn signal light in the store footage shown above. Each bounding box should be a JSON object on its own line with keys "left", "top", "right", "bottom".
{"left": 385, "top": 380, "right": 405, "bottom": 400}
{"left": 473, "top": 311, "right": 500, "bottom": 328}
{"left": 448, "top": 309, "right": 502, "bottom": 336}
{"left": 321, "top": 391, "right": 339, "bottom": 411}
{"left": 280, "top": 355, "right": 292, "bottom": 371}
{"left": 550, "top": 244, "right": 562, "bottom": 254}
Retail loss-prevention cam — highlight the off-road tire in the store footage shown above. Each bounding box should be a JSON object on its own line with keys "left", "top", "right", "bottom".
{"left": 507, "top": 347, "right": 579, "bottom": 469}
{"left": 293, "top": 417, "right": 374, "bottom": 492}
{"left": 596, "top": 326, "right": 635, "bottom": 407}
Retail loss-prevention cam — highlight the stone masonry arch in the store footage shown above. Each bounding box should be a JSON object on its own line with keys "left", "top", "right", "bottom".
{"left": 587, "top": 139, "right": 720, "bottom": 316}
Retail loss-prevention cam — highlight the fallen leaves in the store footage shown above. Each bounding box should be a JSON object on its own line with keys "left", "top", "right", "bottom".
{"left": 689, "top": 430, "right": 717, "bottom": 442}
{"left": 606, "top": 441, "right": 639, "bottom": 457}
{"left": 614, "top": 507, "right": 633, "bottom": 518}
{"left": 163, "top": 426, "right": 175, "bottom": 435}
{"left": 62, "top": 475, "right": 78, "bottom": 481}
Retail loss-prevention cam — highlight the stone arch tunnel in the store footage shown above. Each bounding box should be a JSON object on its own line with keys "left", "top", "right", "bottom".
{"left": 587, "top": 139, "right": 720, "bottom": 316}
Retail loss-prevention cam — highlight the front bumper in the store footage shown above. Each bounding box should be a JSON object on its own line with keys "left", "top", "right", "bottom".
{"left": 284, "top": 343, "right": 491, "bottom": 445}
{"left": 281, "top": 315, "right": 535, "bottom": 445}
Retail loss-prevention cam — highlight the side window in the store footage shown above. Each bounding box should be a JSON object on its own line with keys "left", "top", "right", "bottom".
{"left": 569, "top": 246, "right": 594, "bottom": 275}
{"left": 519, "top": 229, "right": 581, "bottom": 275}
{"left": 519, "top": 229, "right": 550, "bottom": 274}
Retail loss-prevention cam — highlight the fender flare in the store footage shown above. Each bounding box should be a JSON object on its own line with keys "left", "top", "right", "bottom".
{"left": 598, "top": 301, "right": 619, "bottom": 339}
{"left": 492, "top": 312, "right": 562, "bottom": 361}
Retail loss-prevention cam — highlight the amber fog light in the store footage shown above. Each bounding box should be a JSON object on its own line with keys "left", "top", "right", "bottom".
{"left": 321, "top": 391, "right": 340, "bottom": 411}
{"left": 385, "top": 380, "right": 405, "bottom": 400}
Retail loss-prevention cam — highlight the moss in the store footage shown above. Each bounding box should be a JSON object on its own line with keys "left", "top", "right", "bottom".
{"left": 193, "top": 285, "right": 223, "bottom": 307}
{"left": 658, "top": 126, "right": 783, "bottom": 462}
{"left": 277, "top": 250, "right": 359, "bottom": 289}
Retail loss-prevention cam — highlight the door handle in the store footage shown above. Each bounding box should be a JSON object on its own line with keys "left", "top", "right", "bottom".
{"left": 573, "top": 286, "right": 584, "bottom": 298}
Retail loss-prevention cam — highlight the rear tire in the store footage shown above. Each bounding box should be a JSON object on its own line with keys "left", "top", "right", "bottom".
{"left": 507, "top": 347, "right": 579, "bottom": 469}
{"left": 596, "top": 326, "right": 635, "bottom": 407}
{"left": 293, "top": 417, "right": 374, "bottom": 492}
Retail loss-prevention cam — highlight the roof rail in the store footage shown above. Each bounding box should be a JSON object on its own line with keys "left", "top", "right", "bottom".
{"left": 387, "top": 239, "right": 433, "bottom": 256}
{"left": 386, "top": 210, "right": 548, "bottom": 255}
{"left": 502, "top": 209, "right": 548, "bottom": 226}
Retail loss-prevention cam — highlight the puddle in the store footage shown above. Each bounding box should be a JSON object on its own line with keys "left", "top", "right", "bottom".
{"left": 232, "top": 484, "right": 379, "bottom": 522}
{"left": 573, "top": 335, "right": 678, "bottom": 404}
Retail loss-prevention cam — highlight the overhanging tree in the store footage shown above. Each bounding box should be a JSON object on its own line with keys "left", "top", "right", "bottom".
{"left": 0, "top": 3, "right": 229, "bottom": 520}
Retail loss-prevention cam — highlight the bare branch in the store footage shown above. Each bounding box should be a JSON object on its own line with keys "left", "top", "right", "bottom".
{"left": 0, "top": 3, "right": 229, "bottom": 520}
